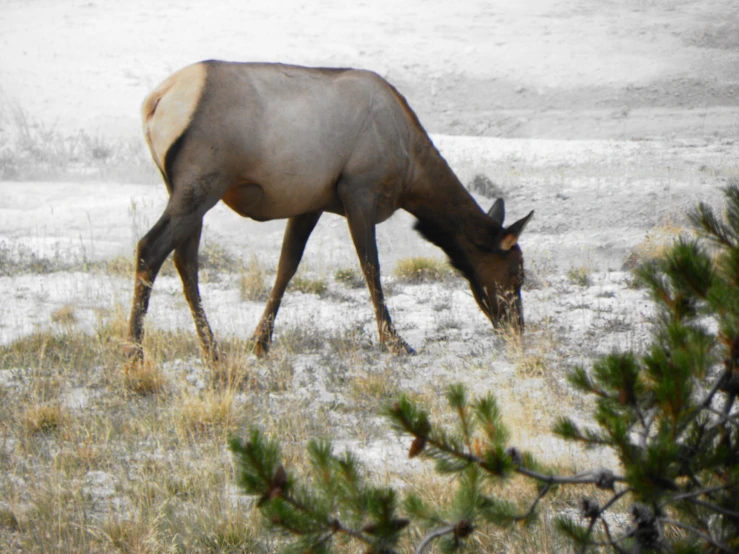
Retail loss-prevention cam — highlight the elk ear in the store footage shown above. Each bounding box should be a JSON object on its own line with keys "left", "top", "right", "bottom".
{"left": 499, "top": 210, "right": 534, "bottom": 251}
{"left": 487, "top": 198, "right": 505, "bottom": 226}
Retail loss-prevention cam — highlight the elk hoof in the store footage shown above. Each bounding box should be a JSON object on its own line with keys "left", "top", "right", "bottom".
{"left": 252, "top": 337, "right": 270, "bottom": 358}
{"left": 204, "top": 341, "right": 221, "bottom": 364}
{"left": 385, "top": 336, "right": 416, "bottom": 356}
{"left": 122, "top": 342, "right": 144, "bottom": 361}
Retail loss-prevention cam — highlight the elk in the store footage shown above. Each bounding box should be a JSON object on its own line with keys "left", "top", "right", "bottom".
{"left": 126, "top": 60, "right": 533, "bottom": 360}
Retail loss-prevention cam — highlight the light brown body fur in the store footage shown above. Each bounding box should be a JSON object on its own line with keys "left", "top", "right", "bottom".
{"left": 127, "top": 60, "right": 533, "bottom": 359}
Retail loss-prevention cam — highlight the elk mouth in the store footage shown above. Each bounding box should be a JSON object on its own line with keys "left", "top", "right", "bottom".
{"left": 479, "top": 286, "right": 524, "bottom": 332}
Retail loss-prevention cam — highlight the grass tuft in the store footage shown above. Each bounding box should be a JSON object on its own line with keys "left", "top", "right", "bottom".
{"left": 51, "top": 304, "right": 77, "bottom": 326}
{"left": 516, "top": 354, "right": 548, "bottom": 378}
{"left": 0, "top": 102, "right": 157, "bottom": 182}
{"left": 393, "top": 256, "right": 454, "bottom": 283}
{"left": 624, "top": 218, "right": 686, "bottom": 269}
{"left": 567, "top": 266, "right": 592, "bottom": 287}
{"left": 176, "top": 390, "right": 238, "bottom": 438}
{"left": 120, "top": 360, "right": 168, "bottom": 396}
{"left": 289, "top": 275, "right": 328, "bottom": 296}
{"left": 22, "top": 403, "right": 68, "bottom": 435}
{"left": 240, "top": 255, "right": 270, "bottom": 301}
{"left": 334, "top": 267, "right": 365, "bottom": 288}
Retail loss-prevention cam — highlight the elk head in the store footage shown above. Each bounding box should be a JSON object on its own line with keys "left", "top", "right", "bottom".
{"left": 467, "top": 199, "right": 534, "bottom": 331}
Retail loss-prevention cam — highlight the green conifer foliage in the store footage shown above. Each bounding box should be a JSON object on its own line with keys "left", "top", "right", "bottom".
{"left": 231, "top": 185, "right": 739, "bottom": 553}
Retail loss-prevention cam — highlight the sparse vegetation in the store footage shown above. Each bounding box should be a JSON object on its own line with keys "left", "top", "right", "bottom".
{"left": 233, "top": 185, "right": 739, "bottom": 553}
{"left": 0, "top": 102, "right": 157, "bottom": 182}
{"left": 334, "top": 266, "right": 365, "bottom": 288}
{"left": 0, "top": 240, "right": 78, "bottom": 276}
{"left": 240, "top": 254, "right": 271, "bottom": 301}
{"left": 393, "top": 256, "right": 454, "bottom": 283}
{"left": 288, "top": 274, "right": 328, "bottom": 296}
{"left": 567, "top": 265, "right": 592, "bottom": 287}
{"left": 50, "top": 304, "right": 76, "bottom": 326}
{"left": 22, "top": 403, "right": 68, "bottom": 435}
{"left": 624, "top": 216, "right": 686, "bottom": 269}
{"left": 468, "top": 173, "right": 505, "bottom": 199}
{"left": 120, "top": 359, "right": 168, "bottom": 396}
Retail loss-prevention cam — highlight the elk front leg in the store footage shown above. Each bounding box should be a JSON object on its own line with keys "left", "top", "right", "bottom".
{"left": 339, "top": 188, "right": 415, "bottom": 355}
{"left": 252, "top": 211, "right": 322, "bottom": 356}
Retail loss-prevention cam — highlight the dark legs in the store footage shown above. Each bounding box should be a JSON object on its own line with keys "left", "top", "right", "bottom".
{"left": 125, "top": 211, "right": 178, "bottom": 360}
{"left": 125, "top": 177, "right": 220, "bottom": 362}
{"left": 173, "top": 221, "right": 219, "bottom": 361}
{"left": 252, "top": 211, "right": 322, "bottom": 356}
{"left": 338, "top": 181, "right": 415, "bottom": 355}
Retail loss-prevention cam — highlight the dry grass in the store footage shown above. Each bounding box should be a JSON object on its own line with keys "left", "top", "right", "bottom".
{"left": 0, "top": 239, "right": 79, "bottom": 276}
{"left": 51, "top": 304, "right": 77, "bottom": 326}
{"left": 239, "top": 254, "right": 271, "bottom": 301}
{"left": 334, "top": 267, "right": 365, "bottom": 288}
{"left": 0, "top": 101, "right": 157, "bottom": 183}
{"left": 624, "top": 215, "right": 687, "bottom": 269}
{"left": 120, "top": 360, "right": 168, "bottom": 396}
{"left": 288, "top": 274, "right": 328, "bottom": 296}
{"left": 176, "top": 389, "right": 239, "bottom": 438}
{"left": 393, "top": 256, "right": 454, "bottom": 283}
{"left": 22, "top": 403, "right": 68, "bottom": 435}
{"left": 0, "top": 254, "right": 633, "bottom": 553}
{"left": 348, "top": 367, "right": 400, "bottom": 410}
{"left": 567, "top": 265, "right": 592, "bottom": 287}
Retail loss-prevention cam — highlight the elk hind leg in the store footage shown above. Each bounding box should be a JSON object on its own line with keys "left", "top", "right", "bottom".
{"left": 125, "top": 177, "right": 221, "bottom": 360}
{"left": 174, "top": 220, "right": 219, "bottom": 362}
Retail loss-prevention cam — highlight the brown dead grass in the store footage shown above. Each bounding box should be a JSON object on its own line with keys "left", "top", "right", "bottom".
{"left": 120, "top": 359, "right": 168, "bottom": 396}
{"left": 239, "top": 254, "right": 271, "bottom": 301}
{"left": 625, "top": 215, "right": 687, "bottom": 268}
{"left": 393, "top": 256, "right": 455, "bottom": 283}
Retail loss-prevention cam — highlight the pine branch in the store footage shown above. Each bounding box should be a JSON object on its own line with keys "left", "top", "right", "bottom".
{"left": 686, "top": 498, "right": 739, "bottom": 520}
{"left": 515, "top": 466, "right": 625, "bottom": 487}
{"left": 415, "top": 524, "right": 456, "bottom": 554}
{"left": 512, "top": 483, "right": 550, "bottom": 522}
{"left": 670, "top": 484, "right": 736, "bottom": 503}
{"left": 578, "top": 488, "right": 632, "bottom": 554}
{"left": 663, "top": 518, "right": 738, "bottom": 554}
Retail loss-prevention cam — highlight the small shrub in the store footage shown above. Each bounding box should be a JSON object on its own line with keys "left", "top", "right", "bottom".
{"left": 393, "top": 256, "right": 453, "bottom": 283}
{"left": 240, "top": 255, "right": 270, "bottom": 301}
{"left": 334, "top": 267, "right": 365, "bottom": 289}
{"left": 289, "top": 275, "right": 328, "bottom": 296}
{"left": 468, "top": 174, "right": 505, "bottom": 199}
{"left": 50, "top": 304, "right": 76, "bottom": 326}
{"left": 567, "top": 265, "right": 592, "bottom": 287}
{"left": 199, "top": 240, "right": 242, "bottom": 276}
{"left": 121, "top": 360, "right": 167, "bottom": 396}
{"left": 23, "top": 404, "right": 67, "bottom": 435}
{"left": 177, "top": 390, "right": 237, "bottom": 437}
{"left": 624, "top": 219, "right": 685, "bottom": 269}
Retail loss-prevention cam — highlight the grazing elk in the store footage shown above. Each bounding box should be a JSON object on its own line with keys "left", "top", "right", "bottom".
{"left": 126, "top": 60, "right": 533, "bottom": 360}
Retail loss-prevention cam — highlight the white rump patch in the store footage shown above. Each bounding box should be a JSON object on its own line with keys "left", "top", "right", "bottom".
{"left": 142, "top": 63, "right": 207, "bottom": 175}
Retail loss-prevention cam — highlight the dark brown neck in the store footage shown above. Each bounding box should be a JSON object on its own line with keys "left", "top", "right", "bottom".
{"left": 402, "top": 139, "right": 497, "bottom": 282}
{"left": 405, "top": 139, "right": 494, "bottom": 237}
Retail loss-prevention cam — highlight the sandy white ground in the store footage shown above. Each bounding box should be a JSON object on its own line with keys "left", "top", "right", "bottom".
{"left": 1, "top": 1, "right": 738, "bottom": 547}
